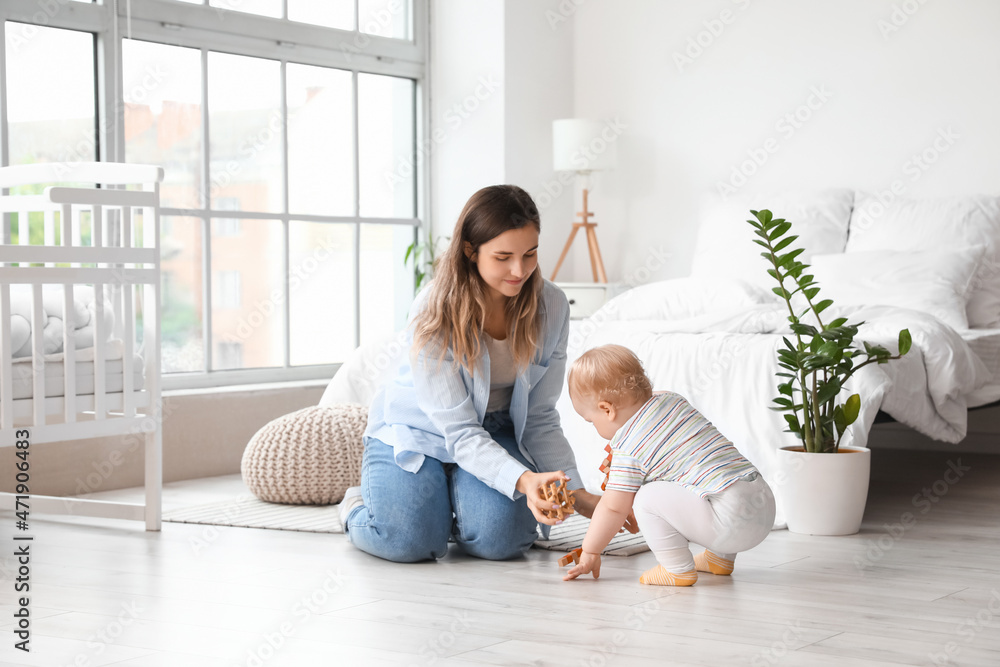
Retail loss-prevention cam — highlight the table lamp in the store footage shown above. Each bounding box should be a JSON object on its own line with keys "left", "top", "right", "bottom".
{"left": 549, "top": 118, "right": 617, "bottom": 283}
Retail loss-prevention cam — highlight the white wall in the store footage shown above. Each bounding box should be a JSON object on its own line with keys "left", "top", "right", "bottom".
{"left": 429, "top": 0, "right": 505, "bottom": 242}
{"left": 430, "top": 0, "right": 576, "bottom": 277}
{"left": 503, "top": 0, "right": 576, "bottom": 279}
{"left": 572, "top": 0, "right": 1000, "bottom": 282}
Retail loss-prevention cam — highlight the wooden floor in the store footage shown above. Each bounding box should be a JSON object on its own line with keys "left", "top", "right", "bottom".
{"left": 1, "top": 449, "right": 999, "bottom": 666}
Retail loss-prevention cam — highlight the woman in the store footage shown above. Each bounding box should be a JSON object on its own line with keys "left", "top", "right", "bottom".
{"left": 340, "top": 185, "right": 628, "bottom": 562}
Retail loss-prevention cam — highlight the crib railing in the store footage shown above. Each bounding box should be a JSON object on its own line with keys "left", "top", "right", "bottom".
{"left": 0, "top": 162, "right": 163, "bottom": 529}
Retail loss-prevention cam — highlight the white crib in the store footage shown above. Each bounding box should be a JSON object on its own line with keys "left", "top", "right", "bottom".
{"left": 0, "top": 162, "right": 163, "bottom": 530}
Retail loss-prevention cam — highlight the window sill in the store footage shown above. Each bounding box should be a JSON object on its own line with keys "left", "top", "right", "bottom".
{"left": 162, "top": 366, "right": 338, "bottom": 396}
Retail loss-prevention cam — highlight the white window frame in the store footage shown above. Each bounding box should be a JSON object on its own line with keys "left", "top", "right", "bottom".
{"left": 0, "top": 0, "right": 430, "bottom": 391}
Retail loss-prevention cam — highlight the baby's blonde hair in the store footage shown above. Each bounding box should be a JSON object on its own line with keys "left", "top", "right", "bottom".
{"left": 568, "top": 344, "right": 653, "bottom": 407}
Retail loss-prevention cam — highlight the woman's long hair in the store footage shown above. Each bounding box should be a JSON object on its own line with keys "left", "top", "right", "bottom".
{"left": 411, "top": 184, "right": 544, "bottom": 376}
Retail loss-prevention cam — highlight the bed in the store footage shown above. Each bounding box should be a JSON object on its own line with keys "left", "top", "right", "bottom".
{"left": 0, "top": 162, "right": 163, "bottom": 530}
{"left": 559, "top": 189, "right": 1000, "bottom": 526}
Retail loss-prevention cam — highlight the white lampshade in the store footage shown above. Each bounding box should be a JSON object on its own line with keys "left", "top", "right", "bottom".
{"left": 552, "top": 118, "right": 618, "bottom": 172}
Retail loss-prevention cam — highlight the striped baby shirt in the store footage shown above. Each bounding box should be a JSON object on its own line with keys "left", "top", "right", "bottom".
{"left": 604, "top": 392, "right": 757, "bottom": 498}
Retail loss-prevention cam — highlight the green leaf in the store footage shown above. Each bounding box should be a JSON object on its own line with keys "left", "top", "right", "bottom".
{"left": 772, "top": 235, "right": 799, "bottom": 252}
{"left": 817, "top": 341, "right": 841, "bottom": 358}
{"left": 755, "top": 209, "right": 773, "bottom": 225}
{"left": 778, "top": 248, "right": 805, "bottom": 266}
{"left": 772, "top": 287, "right": 790, "bottom": 299}
{"left": 790, "top": 322, "right": 819, "bottom": 337}
{"left": 815, "top": 378, "right": 842, "bottom": 405}
{"left": 804, "top": 287, "right": 820, "bottom": 300}
{"left": 404, "top": 244, "right": 415, "bottom": 265}
{"left": 833, "top": 405, "right": 847, "bottom": 435}
{"left": 898, "top": 329, "right": 912, "bottom": 356}
{"left": 814, "top": 299, "right": 834, "bottom": 314}
{"left": 869, "top": 344, "right": 891, "bottom": 358}
{"left": 753, "top": 239, "right": 769, "bottom": 249}
{"left": 769, "top": 221, "right": 792, "bottom": 240}
{"left": 773, "top": 397, "right": 794, "bottom": 408}
{"left": 843, "top": 394, "right": 861, "bottom": 426}
{"left": 827, "top": 317, "right": 848, "bottom": 329}
{"left": 783, "top": 414, "right": 801, "bottom": 434}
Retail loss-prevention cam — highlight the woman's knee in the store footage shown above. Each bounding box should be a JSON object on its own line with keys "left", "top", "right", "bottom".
{"left": 351, "top": 508, "right": 452, "bottom": 563}
{"left": 457, "top": 532, "right": 534, "bottom": 561}
{"left": 454, "top": 506, "right": 537, "bottom": 561}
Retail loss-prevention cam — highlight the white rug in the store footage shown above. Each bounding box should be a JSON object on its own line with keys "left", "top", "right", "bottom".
{"left": 163, "top": 496, "right": 344, "bottom": 533}
{"left": 164, "top": 499, "right": 649, "bottom": 556}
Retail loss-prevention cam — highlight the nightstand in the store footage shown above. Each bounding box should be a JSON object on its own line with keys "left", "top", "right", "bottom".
{"left": 556, "top": 282, "right": 626, "bottom": 319}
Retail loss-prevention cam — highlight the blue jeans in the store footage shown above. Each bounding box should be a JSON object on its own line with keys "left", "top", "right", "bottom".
{"left": 346, "top": 412, "right": 539, "bottom": 562}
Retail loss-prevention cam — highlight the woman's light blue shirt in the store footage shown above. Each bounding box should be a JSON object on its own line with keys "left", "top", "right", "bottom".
{"left": 364, "top": 279, "right": 583, "bottom": 500}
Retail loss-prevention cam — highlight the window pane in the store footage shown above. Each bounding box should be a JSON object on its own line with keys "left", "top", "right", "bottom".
{"left": 360, "top": 224, "right": 414, "bottom": 343}
{"left": 287, "top": 64, "right": 353, "bottom": 216}
{"left": 289, "top": 0, "right": 353, "bottom": 30}
{"left": 208, "top": 52, "right": 282, "bottom": 214}
{"left": 123, "top": 40, "right": 203, "bottom": 210}
{"left": 4, "top": 24, "right": 96, "bottom": 168}
{"left": 358, "top": 74, "right": 415, "bottom": 218}
{"left": 161, "top": 216, "right": 205, "bottom": 373}
{"left": 359, "top": 0, "right": 412, "bottom": 40}
{"left": 290, "top": 222, "right": 354, "bottom": 366}
{"left": 211, "top": 218, "right": 284, "bottom": 370}
{"left": 209, "top": 0, "right": 281, "bottom": 19}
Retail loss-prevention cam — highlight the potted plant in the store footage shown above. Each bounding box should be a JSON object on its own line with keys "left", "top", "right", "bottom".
{"left": 748, "top": 209, "right": 911, "bottom": 535}
{"left": 404, "top": 232, "right": 449, "bottom": 295}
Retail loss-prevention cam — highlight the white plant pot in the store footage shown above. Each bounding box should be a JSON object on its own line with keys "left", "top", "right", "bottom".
{"left": 776, "top": 445, "right": 871, "bottom": 536}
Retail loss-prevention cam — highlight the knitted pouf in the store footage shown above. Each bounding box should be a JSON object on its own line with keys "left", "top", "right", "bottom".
{"left": 241, "top": 403, "right": 368, "bottom": 505}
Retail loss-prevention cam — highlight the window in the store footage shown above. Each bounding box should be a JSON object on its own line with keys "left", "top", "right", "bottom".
{"left": 215, "top": 270, "right": 242, "bottom": 309}
{"left": 1, "top": 0, "right": 426, "bottom": 388}
{"left": 216, "top": 341, "right": 245, "bottom": 370}
{"left": 214, "top": 198, "right": 242, "bottom": 236}
{"left": 4, "top": 23, "right": 97, "bottom": 169}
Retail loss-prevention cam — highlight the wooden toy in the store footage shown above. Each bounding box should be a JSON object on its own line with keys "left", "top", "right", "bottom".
{"left": 540, "top": 479, "right": 576, "bottom": 520}
{"left": 558, "top": 547, "right": 583, "bottom": 567}
{"left": 600, "top": 443, "right": 613, "bottom": 491}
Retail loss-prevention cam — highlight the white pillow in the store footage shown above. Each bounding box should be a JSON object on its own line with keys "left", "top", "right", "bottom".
{"left": 319, "top": 333, "right": 406, "bottom": 408}
{"left": 593, "top": 276, "right": 769, "bottom": 322}
{"left": 847, "top": 193, "right": 1000, "bottom": 328}
{"left": 809, "top": 248, "right": 984, "bottom": 331}
{"left": 691, "top": 189, "right": 854, "bottom": 294}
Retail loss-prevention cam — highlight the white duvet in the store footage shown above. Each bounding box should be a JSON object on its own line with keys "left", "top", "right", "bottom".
{"left": 7, "top": 285, "right": 113, "bottom": 358}
{"left": 558, "top": 277, "right": 992, "bottom": 527}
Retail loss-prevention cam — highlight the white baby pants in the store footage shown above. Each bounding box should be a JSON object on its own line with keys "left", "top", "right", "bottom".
{"left": 632, "top": 473, "right": 776, "bottom": 573}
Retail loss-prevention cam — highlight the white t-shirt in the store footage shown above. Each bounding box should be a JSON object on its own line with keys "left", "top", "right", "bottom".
{"left": 484, "top": 333, "right": 516, "bottom": 413}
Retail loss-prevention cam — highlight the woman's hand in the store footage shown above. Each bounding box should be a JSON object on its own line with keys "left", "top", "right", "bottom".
{"left": 563, "top": 551, "right": 601, "bottom": 581}
{"left": 572, "top": 490, "right": 640, "bottom": 534}
{"left": 516, "top": 470, "right": 571, "bottom": 525}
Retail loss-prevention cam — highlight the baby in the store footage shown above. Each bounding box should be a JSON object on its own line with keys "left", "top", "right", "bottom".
{"left": 564, "top": 344, "right": 775, "bottom": 586}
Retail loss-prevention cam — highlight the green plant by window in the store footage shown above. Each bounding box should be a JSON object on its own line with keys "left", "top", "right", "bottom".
{"left": 404, "top": 233, "right": 448, "bottom": 294}
{"left": 749, "top": 209, "right": 912, "bottom": 453}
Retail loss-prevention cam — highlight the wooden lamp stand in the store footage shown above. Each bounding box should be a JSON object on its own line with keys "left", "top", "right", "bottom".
{"left": 550, "top": 187, "right": 608, "bottom": 283}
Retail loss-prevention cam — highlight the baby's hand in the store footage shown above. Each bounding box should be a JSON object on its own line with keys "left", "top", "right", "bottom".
{"left": 563, "top": 552, "right": 601, "bottom": 581}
